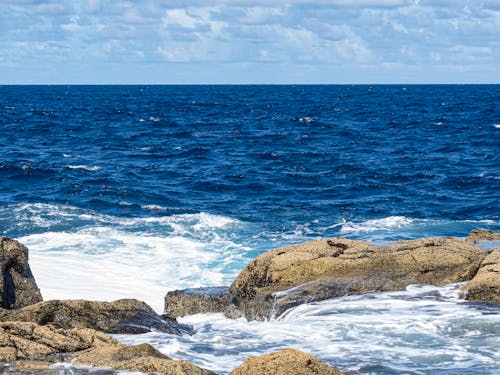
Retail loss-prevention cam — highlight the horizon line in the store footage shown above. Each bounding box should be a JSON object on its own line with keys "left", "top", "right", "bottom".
{"left": 2, "top": 83, "right": 500, "bottom": 86}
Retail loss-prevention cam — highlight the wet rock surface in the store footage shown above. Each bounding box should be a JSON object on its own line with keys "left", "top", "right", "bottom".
{"left": 228, "top": 238, "right": 487, "bottom": 320}
{"left": 0, "top": 299, "right": 193, "bottom": 335}
{"left": 0, "top": 363, "right": 117, "bottom": 375}
{"left": 0, "top": 238, "right": 43, "bottom": 310}
{"left": 164, "top": 287, "right": 230, "bottom": 318}
{"left": 465, "top": 229, "right": 500, "bottom": 243}
{"left": 230, "top": 348, "right": 344, "bottom": 375}
{"left": 463, "top": 247, "right": 500, "bottom": 303}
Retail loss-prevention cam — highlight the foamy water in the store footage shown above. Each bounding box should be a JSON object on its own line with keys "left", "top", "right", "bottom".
{"left": 116, "top": 284, "right": 500, "bottom": 374}
{"left": 16, "top": 205, "right": 250, "bottom": 312}
{"left": 1, "top": 203, "right": 498, "bottom": 374}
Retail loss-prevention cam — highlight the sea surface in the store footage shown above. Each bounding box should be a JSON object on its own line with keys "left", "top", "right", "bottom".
{"left": 0, "top": 85, "right": 499, "bottom": 374}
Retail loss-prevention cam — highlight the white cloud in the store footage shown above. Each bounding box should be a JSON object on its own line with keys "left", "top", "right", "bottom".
{"left": 239, "top": 6, "right": 284, "bottom": 24}
{"left": 1, "top": 0, "right": 499, "bottom": 82}
{"left": 61, "top": 16, "right": 82, "bottom": 32}
{"left": 163, "top": 8, "right": 202, "bottom": 29}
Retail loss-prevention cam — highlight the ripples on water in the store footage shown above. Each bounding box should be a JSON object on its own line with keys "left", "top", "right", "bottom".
{"left": 1, "top": 85, "right": 499, "bottom": 232}
{"left": 0, "top": 85, "right": 499, "bottom": 374}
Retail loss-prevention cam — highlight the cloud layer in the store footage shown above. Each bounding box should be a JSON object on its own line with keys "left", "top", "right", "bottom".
{"left": 1, "top": 0, "right": 499, "bottom": 83}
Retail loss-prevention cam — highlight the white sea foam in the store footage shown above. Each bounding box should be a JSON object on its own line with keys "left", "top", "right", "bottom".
{"left": 13, "top": 204, "right": 250, "bottom": 312}
{"left": 118, "top": 201, "right": 134, "bottom": 206}
{"left": 115, "top": 284, "right": 500, "bottom": 374}
{"left": 67, "top": 165, "right": 102, "bottom": 171}
{"left": 493, "top": 124, "right": 500, "bottom": 128}
{"left": 340, "top": 216, "right": 416, "bottom": 234}
{"left": 141, "top": 204, "right": 168, "bottom": 211}
{"left": 2, "top": 203, "right": 499, "bottom": 373}
{"left": 299, "top": 116, "right": 314, "bottom": 123}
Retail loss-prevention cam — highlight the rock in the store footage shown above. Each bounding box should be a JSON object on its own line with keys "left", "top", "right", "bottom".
{"left": 228, "top": 238, "right": 486, "bottom": 320}
{"left": 0, "top": 299, "right": 193, "bottom": 335}
{"left": 0, "top": 321, "right": 115, "bottom": 361}
{"left": 463, "top": 247, "right": 500, "bottom": 303}
{"left": 1, "top": 362, "right": 117, "bottom": 374}
{"left": 75, "top": 343, "right": 215, "bottom": 375}
{"left": 0, "top": 237, "right": 43, "bottom": 309}
{"left": 269, "top": 275, "right": 399, "bottom": 319}
{"left": 0, "top": 321, "right": 214, "bottom": 375}
{"left": 1, "top": 360, "right": 72, "bottom": 374}
{"left": 230, "top": 348, "right": 343, "bottom": 375}
{"left": 465, "top": 229, "right": 500, "bottom": 243}
{"left": 164, "top": 287, "right": 231, "bottom": 318}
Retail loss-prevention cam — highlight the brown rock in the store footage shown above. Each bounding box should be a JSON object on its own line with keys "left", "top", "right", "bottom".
{"left": 465, "top": 229, "right": 500, "bottom": 243}
{"left": 0, "top": 360, "right": 62, "bottom": 374}
{"left": 1, "top": 238, "right": 43, "bottom": 309}
{"left": 0, "top": 321, "right": 214, "bottom": 374}
{"left": 164, "top": 287, "right": 231, "bottom": 318}
{"left": 228, "top": 238, "right": 486, "bottom": 320}
{"left": 75, "top": 343, "right": 215, "bottom": 375}
{"left": 0, "top": 321, "right": 115, "bottom": 361}
{"left": 230, "top": 348, "right": 343, "bottom": 375}
{"left": 463, "top": 247, "right": 500, "bottom": 302}
{"left": 0, "top": 299, "right": 193, "bottom": 335}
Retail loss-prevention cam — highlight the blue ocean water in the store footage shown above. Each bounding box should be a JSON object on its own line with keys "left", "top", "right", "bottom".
{"left": 0, "top": 85, "right": 499, "bottom": 374}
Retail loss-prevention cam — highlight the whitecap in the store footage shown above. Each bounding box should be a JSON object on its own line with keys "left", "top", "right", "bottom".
{"left": 67, "top": 165, "right": 102, "bottom": 171}
{"left": 493, "top": 124, "right": 500, "bottom": 128}
{"left": 299, "top": 117, "right": 314, "bottom": 123}
{"left": 141, "top": 204, "right": 168, "bottom": 211}
{"left": 149, "top": 116, "right": 160, "bottom": 122}
{"left": 23, "top": 226, "right": 248, "bottom": 312}
{"left": 340, "top": 216, "right": 416, "bottom": 234}
{"left": 11, "top": 204, "right": 250, "bottom": 312}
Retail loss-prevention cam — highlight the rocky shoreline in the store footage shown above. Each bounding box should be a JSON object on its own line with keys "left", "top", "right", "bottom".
{"left": 1, "top": 230, "right": 499, "bottom": 374}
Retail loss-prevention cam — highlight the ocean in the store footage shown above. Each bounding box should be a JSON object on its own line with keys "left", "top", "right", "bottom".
{"left": 0, "top": 85, "right": 499, "bottom": 374}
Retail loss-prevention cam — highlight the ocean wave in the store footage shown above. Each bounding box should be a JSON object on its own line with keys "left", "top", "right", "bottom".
{"left": 115, "top": 284, "right": 500, "bottom": 375}
{"left": 22, "top": 228, "right": 246, "bottom": 312}
{"left": 4, "top": 203, "right": 242, "bottom": 235}
{"left": 339, "top": 216, "right": 417, "bottom": 234}
{"left": 335, "top": 216, "right": 500, "bottom": 243}
{"left": 3, "top": 203, "right": 500, "bottom": 311}
{"left": 66, "top": 165, "right": 102, "bottom": 171}
{"left": 2, "top": 203, "right": 250, "bottom": 312}
{"left": 141, "top": 204, "right": 169, "bottom": 211}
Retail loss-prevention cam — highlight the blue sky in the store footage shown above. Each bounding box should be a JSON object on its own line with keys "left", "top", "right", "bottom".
{"left": 1, "top": 0, "right": 499, "bottom": 84}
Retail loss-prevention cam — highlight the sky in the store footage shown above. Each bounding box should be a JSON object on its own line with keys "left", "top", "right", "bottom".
{"left": 1, "top": 0, "right": 499, "bottom": 84}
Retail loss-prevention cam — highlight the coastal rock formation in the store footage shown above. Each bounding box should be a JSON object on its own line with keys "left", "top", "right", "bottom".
{"left": 0, "top": 321, "right": 213, "bottom": 374}
{"left": 164, "top": 287, "right": 231, "bottom": 318}
{"left": 228, "top": 238, "right": 486, "bottom": 320}
{"left": 465, "top": 229, "right": 500, "bottom": 243}
{"left": 230, "top": 348, "right": 344, "bottom": 375}
{"left": 0, "top": 321, "right": 114, "bottom": 361}
{"left": 0, "top": 238, "right": 42, "bottom": 309}
{"left": 74, "top": 342, "right": 215, "bottom": 375}
{"left": 463, "top": 247, "right": 500, "bottom": 302}
{"left": 0, "top": 299, "right": 193, "bottom": 335}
